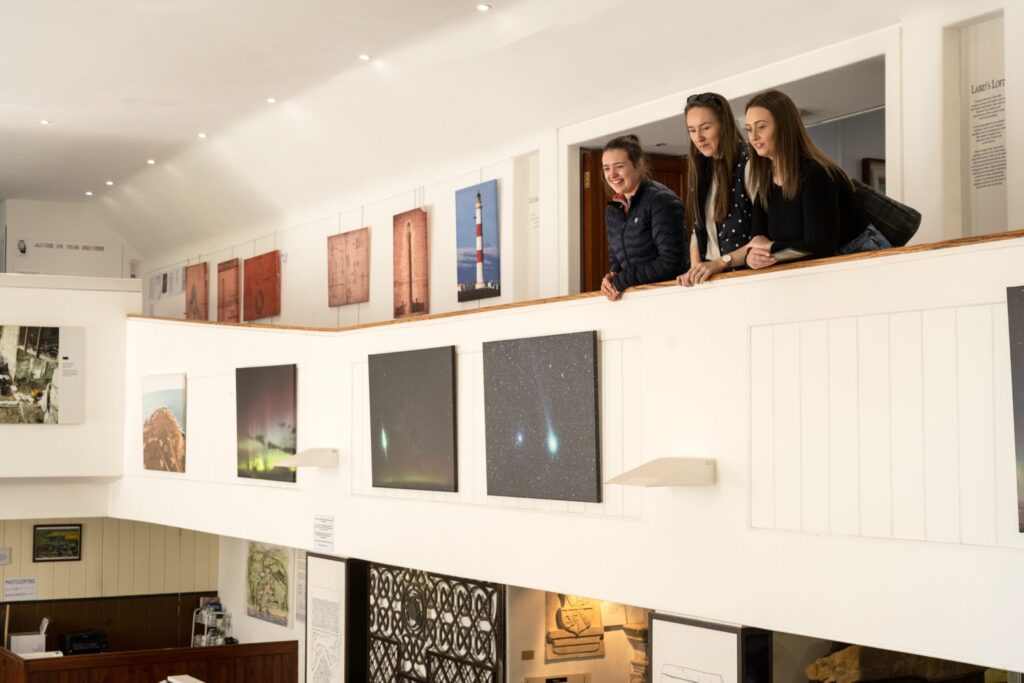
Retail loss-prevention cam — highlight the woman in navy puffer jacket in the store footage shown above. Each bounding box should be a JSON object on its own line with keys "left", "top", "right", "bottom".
{"left": 600, "top": 135, "right": 688, "bottom": 301}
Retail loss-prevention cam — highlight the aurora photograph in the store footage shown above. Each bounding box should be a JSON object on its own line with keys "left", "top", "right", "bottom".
{"left": 369, "top": 346, "right": 457, "bottom": 492}
{"left": 1008, "top": 286, "right": 1024, "bottom": 532}
{"left": 483, "top": 330, "right": 601, "bottom": 503}
{"left": 236, "top": 364, "right": 297, "bottom": 483}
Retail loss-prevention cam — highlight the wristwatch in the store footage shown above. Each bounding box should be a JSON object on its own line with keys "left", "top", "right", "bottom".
{"left": 720, "top": 254, "right": 733, "bottom": 270}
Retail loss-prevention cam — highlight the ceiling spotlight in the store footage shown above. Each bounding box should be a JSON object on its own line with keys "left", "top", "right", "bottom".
{"left": 147, "top": 159, "right": 156, "bottom": 165}
{"left": 358, "top": 53, "right": 371, "bottom": 61}
{"left": 197, "top": 132, "right": 207, "bottom": 139}
{"left": 40, "top": 119, "right": 50, "bottom": 125}
{"left": 106, "top": 180, "right": 114, "bottom": 186}
{"left": 266, "top": 97, "right": 277, "bottom": 104}
{"left": 476, "top": 3, "right": 491, "bottom": 11}
{"left": 85, "top": 191, "right": 93, "bottom": 196}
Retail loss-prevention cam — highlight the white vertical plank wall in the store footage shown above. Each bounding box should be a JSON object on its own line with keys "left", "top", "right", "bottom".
{"left": 0, "top": 518, "right": 218, "bottom": 600}
{"left": 750, "top": 302, "right": 1019, "bottom": 550}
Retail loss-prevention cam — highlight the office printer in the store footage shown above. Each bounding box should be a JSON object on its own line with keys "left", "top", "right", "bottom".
{"left": 59, "top": 629, "right": 108, "bottom": 656}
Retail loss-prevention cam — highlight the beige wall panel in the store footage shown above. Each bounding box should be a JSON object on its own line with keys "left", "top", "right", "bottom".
{"left": 133, "top": 521, "right": 151, "bottom": 595}
{"left": 194, "top": 532, "right": 211, "bottom": 591}
{"left": 178, "top": 529, "right": 196, "bottom": 592}
{"left": 164, "top": 526, "right": 181, "bottom": 593}
{"left": 117, "top": 519, "right": 134, "bottom": 595}
{"left": 84, "top": 518, "right": 104, "bottom": 596}
{"left": 101, "top": 518, "right": 119, "bottom": 596}
{"left": 149, "top": 524, "right": 166, "bottom": 593}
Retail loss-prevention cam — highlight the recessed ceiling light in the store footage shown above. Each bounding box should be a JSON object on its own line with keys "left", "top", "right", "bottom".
{"left": 147, "top": 159, "right": 156, "bottom": 165}
{"left": 85, "top": 191, "right": 93, "bottom": 196}
{"left": 358, "top": 53, "right": 371, "bottom": 61}
{"left": 476, "top": 3, "right": 491, "bottom": 11}
{"left": 197, "top": 132, "right": 207, "bottom": 139}
{"left": 40, "top": 119, "right": 50, "bottom": 125}
{"left": 106, "top": 180, "right": 114, "bottom": 186}
{"left": 266, "top": 97, "right": 277, "bottom": 104}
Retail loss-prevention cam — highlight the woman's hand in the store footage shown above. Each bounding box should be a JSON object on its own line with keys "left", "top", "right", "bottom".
{"left": 677, "top": 259, "right": 725, "bottom": 287}
{"left": 747, "top": 235, "right": 773, "bottom": 251}
{"left": 601, "top": 272, "right": 623, "bottom": 301}
{"left": 746, "top": 247, "right": 777, "bottom": 270}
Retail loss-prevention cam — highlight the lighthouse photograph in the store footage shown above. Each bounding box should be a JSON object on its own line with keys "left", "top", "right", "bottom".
{"left": 455, "top": 179, "right": 501, "bottom": 302}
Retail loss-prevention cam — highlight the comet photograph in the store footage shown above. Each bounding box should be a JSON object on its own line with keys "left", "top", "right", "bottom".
{"left": 483, "top": 330, "right": 601, "bottom": 503}
{"left": 369, "top": 345, "right": 458, "bottom": 492}
{"left": 1008, "top": 286, "right": 1024, "bottom": 532}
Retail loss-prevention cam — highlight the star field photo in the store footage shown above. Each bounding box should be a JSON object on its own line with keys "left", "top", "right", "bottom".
{"left": 369, "top": 345, "right": 458, "bottom": 492}
{"left": 483, "top": 330, "right": 601, "bottom": 503}
{"left": 1007, "top": 286, "right": 1024, "bottom": 532}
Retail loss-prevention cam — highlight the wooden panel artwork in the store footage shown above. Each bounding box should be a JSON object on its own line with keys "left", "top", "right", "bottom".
{"left": 244, "top": 250, "right": 282, "bottom": 321}
{"left": 328, "top": 228, "right": 371, "bottom": 307}
{"left": 217, "top": 259, "right": 241, "bottom": 323}
{"left": 392, "top": 209, "right": 429, "bottom": 319}
{"left": 185, "top": 263, "right": 209, "bottom": 320}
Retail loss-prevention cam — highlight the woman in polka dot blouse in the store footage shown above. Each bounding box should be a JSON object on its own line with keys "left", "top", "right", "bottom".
{"left": 677, "top": 92, "right": 755, "bottom": 286}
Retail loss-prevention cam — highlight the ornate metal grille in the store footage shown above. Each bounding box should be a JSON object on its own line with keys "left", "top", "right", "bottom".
{"left": 368, "top": 563, "right": 504, "bottom": 683}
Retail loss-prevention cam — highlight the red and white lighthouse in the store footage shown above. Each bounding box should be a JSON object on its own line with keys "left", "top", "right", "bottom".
{"left": 475, "top": 191, "right": 485, "bottom": 287}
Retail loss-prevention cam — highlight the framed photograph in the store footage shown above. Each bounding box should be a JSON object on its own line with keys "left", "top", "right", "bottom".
{"left": 33, "top": 524, "right": 83, "bottom": 562}
{"left": 649, "top": 613, "right": 771, "bottom": 683}
{"left": 861, "top": 157, "right": 886, "bottom": 195}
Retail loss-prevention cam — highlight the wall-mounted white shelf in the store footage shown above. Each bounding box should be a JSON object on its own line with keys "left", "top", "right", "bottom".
{"left": 273, "top": 448, "right": 339, "bottom": 468}
{"left": 605, "top": 457, "right": 716, "bottom": 487}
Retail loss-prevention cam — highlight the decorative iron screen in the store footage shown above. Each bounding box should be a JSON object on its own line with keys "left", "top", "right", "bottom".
{"left": 368, "top": 563, "right": 504, "bottom": 683}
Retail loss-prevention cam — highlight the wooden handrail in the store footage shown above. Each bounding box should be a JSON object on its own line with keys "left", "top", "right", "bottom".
{"left": 128, "top": 227, "right": 1024, "bottom": 334}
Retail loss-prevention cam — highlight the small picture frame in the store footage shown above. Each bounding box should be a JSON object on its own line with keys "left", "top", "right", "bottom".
{"left": 33, "top": 524, "right": 83, "bottom": 562}
{"left": 649, "top": 613, "right": 771, "bottom": 683}
{"left": 861, "top": 157, "right": 886, "bottom": 195}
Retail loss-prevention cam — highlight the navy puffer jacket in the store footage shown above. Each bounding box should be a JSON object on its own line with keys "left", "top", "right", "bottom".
{"left": 605, "top": 178, "right": 688, "bottom": 291}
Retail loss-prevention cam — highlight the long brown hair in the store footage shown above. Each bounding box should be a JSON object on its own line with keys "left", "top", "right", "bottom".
{"left": 744, "top": 89, "right": 850, "bottom": 208}
{"left": 684, "top": 93, "right": 744, "bottom": 231}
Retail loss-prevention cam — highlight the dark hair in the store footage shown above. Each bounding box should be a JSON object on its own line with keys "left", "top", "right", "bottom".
{"left": 683, "top": 92, "right": 744, "bottom": 231}
{"left": 603, "top": 134, "right": 647, "bottom": 176}
{"left": 744, "top": 89, "right": 850, "bottom": 206}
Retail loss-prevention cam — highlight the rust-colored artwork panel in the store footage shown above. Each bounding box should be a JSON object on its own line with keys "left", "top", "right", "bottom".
{"left": 217, "top": 258, "right": 240, "bottom": 323}
{"left": 184, "top": 263, "right": 209, "bottom": 320}
{"left": 327, "top": 227, "right": 370, "bottom": 307}
{"left": 243, "top": 250, "right": 282, "bottom": 321}
{"left": 392, "top": 208, "right": 429, "bottom": 319}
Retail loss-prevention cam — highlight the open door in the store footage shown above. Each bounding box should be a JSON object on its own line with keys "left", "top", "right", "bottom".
{"left": 579, "top": 150, "right": 687, "bottom": 293}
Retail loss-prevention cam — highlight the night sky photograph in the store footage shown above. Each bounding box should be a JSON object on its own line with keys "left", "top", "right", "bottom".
{"left": 236, "top": 364, "right": 297, "bottom": 483}
{"left": 369, "top": 345, "right": 458, "bottom": 492}
{"left": 483, "top": 330, "right": 601, "bottom": 503}
{"left": 1008, "top": 286, "right": 1024, "bottom": 532}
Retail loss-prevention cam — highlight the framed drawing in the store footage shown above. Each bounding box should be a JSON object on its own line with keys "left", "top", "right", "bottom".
{"left": 327, "top": 228, "right": 370, "bottom": 307}
{"left": 246, "top": 541, "right": 292, "bottom": 626}
{"left": 649, "top": 613, "right": 771, "bottom": 683}
{"left": 217, "top": 258, "right": 240, "bottom": 323}
{"left": 305, "top": 553, "right": 346, "bottom": 683}
{"left": 184, "top": 262, "right": 209, "bottom": 320}
{"left": 861, "top": 158, "right": 886, "bottom": 195}
{"left": 243, "top": 250, "right": 282, "bottom": 321}
{"left": 33, "top": 524, "right": 83, "bottom": 562}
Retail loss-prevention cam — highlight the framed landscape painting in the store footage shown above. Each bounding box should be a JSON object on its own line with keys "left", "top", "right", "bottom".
{"left": 33, "top": 524, "right": 82, "bottom": 562}
{"left": 142, "top": 373, "right": 187, "bottom": 473}
{"left": 393, "top": 208, "right": 429, "bottom": 319}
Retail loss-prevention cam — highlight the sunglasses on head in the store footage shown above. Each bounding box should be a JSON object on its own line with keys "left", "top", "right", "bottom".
{"left": 687, "top": 93, "right": 717, "bottom": 105}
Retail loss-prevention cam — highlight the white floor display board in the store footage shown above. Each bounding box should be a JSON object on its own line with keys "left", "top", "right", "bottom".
{"left": 305, "top": 554, "right": 346, "bottom": 683}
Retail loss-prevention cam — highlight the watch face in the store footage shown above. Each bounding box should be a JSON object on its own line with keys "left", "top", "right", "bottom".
{"left": 722, "top": 255, "right": 732, "bottom": 265}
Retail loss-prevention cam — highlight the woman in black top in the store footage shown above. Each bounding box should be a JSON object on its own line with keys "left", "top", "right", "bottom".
{"left": 743, "top": 89, "right": 890, "bottom": 270}
{"left": 677, "top": 92, "right": 754, "bottom": 286}
{"left": 600, "top": 135, "right": 687, "bottom": 301}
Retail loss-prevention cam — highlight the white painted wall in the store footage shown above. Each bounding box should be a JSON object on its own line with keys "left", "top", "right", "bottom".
{"left": 109, "top": 237, "right": 1024, "bottom": 673}
{"left": 0, "top": 274, "right": 141, "bottom": 480}
{"left": 3, "top": 199, "right": 143, "bottom": 278}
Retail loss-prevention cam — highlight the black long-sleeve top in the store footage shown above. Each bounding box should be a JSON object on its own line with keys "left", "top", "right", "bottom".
{"left": 605, "top": 177, "right": 687, "bottom": 291}
{"left": 751, "top": 158, "right": 868, "bottom": 257}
